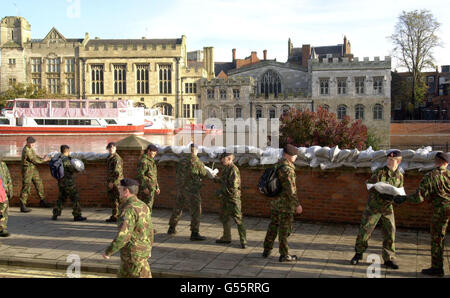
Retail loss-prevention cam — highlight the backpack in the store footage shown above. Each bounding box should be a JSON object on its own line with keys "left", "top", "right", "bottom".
{"left": 49, "top": 157, "right": 64, "bottom": 180}
{"left": 258, "top": 166, "right": 282, "bottom": 197}
{"left": 0, "top": 176, "right": 6, "bottom": 203}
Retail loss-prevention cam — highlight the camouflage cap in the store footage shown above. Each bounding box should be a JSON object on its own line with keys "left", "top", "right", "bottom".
{"left": 146, "top": 144, "right": 158, "bottom": 152}
{"left": 435, "top": 152, "right": 449, "bottom": 163}
{"left": 283, "top": 144, "right": 298, "bottom": 156}
{"left": 120, "top": 178, "right": 140, "bottom": 187}
{"left": 387, "top": 150, "right": 401, "bottom": 158}
{"left": 26, "top": 136, "right": 36, "bottom": 143}
{"left": 106, "top": 142, "right": 116, "bottom": 149}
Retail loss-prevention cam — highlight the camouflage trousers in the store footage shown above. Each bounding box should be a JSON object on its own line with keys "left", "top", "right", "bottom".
{"left": 119, "top": 254, "right": 151, "bottom": 278}
{"left": 0, "top": 200, "right": 8, "bottom": 232}
{"left": 218, "top": 196, "right": 247, "bottom": 244}
{"left": 263, "top": 209, "right": 294, "bottom": 256}
{"left": 53, "top": 183, "right": 82, "bottom": 217}
{"left": 430, "top": 206, "right": 450, "bottom": 270}
{"left": 20, "top": 167, "right": 45, "bottom": 204}
{"left": 169, "top": 188, "right": 202, "bottom": 233}
{"left": 107, "top": 184, "right": 120, "bottom": 219}
{"left": 139, "top": 189, "right": 156, "bottom": 217}
{"left": 355, "top": 200, "right": 396, "bottom": 261}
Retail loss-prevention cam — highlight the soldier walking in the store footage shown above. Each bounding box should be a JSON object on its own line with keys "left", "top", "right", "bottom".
{"left": 51, "top": 145, "right": 86, "bottom": 221}
{"left": 0, "top": 158, "right": 13, "bottom": 237}
{"left": 168, "top": 144, "right": 208, "bottom": 241}
{"left": 262, "top": 144, "right": 303, "bottom": 262}
{"left": 137, "top": 144, "right": 160, "bottom": 216}
{"left": 350, "top": 150, "right": 403, "bottom": 269}
{"left": 19, "top": 136, "right": 51, "bottom": 212}
{"left": 395, "top": 152, "right": 450, "bottom": 277}
{"left": 105, "top": 142, "right": 123, "bottom": 223}
{"left": 103, "top": 178, "right": 153, "bottom": 278}
{"left": 214, "top": 152, "right": 247, "bottom": 248}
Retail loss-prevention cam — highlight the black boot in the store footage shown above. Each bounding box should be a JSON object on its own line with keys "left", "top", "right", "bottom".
{"left": 240, "top": 243, "right": 247, "bottom": 249}
{"left": 215, "top": 238, "right": 231, "bottom": 244}
{"left": 384, "top": 260, "right": 399, "bottom": 270}
{"left": 51, "top": 214, "right": 58, "bottom": 220}
{"left": 39, "top": 200, "right": 51, "bottom": 208}
{"left": 262, "top": 249, "right": 272, "bottom": 258}
{"left": 74, "top": 215, "right": 87, "bottom": 222}
{"left": 190, "top": 232, "right": 206, "bottom": 241}
{"left": 421, "top": 267, "right": 444, "bottom": 277}
{"left": 105, "top": 216, "right": 117, "bottom": 223}
{"left": 350, "top": 253, "right": 363, "bottom": 265}
{"left": 20, "top": 203, "right": 32, "bottom": 213}
{"left": 279, "top": 255, "right": 297, "bottom": 262}
{"left": 0, "top": 230, "right": 10, "bottom": 237}
{"left": 167, "top": 226, "right": 177, "bottom": 235}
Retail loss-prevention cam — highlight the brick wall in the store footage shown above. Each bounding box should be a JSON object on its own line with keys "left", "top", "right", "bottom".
{"left": 390, "top": 122, "right": 450, "bottom": 147}
{"left": 4, "top": 149, "right": 433, "bottom": 229}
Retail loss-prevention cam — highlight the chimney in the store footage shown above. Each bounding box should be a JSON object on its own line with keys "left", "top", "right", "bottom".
{"left": 251, "top": 51, "right": 257, "bottom": 63}
{"left": 232, "top": 48, "right": 236, "bottom": 62}
{"left": 301, "top": 44, "right": 311, "bottom": 68}
{"left": 263, "top": 50, "right": 267, "bottom": 60}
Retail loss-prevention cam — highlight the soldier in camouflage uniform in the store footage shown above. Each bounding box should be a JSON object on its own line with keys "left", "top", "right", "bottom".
{"left": 0, "top": 158, "right": 13, "bottom": 237}
{"left": 19, "top": 136, "right": 51, "bottom": 212}
{"left": 350, "top": 150, "right": 403, "bottom": 269}
{"left": 213, "top": 152, "right": 247, "bottom": 248}
{"left": 263, "top": 144, "right": 303, "bottom": 262}
{"left": 137, "top": 144, "right": 160, "bottom": 216}
{"left": 52, "top": 145, "right": 86, "bottom": 221}
{"left": 395, "top": 152, "right": 450, "bottom": 277}
{"left": 103, "top": 178, "right": 153, "bottom": 278}
{"left": 105, "top": 142, "right": 124, "bottom": 223}
{"left": 168, "top": 144, "right": 208, "bottom": 241}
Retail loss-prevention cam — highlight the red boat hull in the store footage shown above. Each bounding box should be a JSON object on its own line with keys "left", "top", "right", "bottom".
{"left": 0, "top": 125, "right": 145, "bottom": 135}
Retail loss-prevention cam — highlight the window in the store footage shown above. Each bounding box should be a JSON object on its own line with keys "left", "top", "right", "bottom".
{"left": 0, "top": 119, "right": 10, "bottom": 125}
{"left": 183, "top": 104, "right": 191, "bottom": 118}
{"left": 91, "top": 65, "right": 104, "bottom": 95}
{"left": 282, "top": 105, "right": 290, "bottom": 115}
{"left": 337, "top": 78, "right": 347, "bottom": 95}
{"left": 355, "top": 104, "right": 364, "bottom": 120}
{"left": 89, "top": 102, "right": 107, "bottom": 109}
{"left": 51, "top": 101, "right": 66, "bottom": 108}
{"left": 269, "top": 108, "right": 276, "bottom": 119}
{"left": 260, "top": 70, "right": 282, "bottom": 98}
{"left": 207, "top": 89, "right": 215, "bottom": 99}
{"left": 233, "top": 89, "right": 240, "bottom": 99}
{"left": 109, "top": 102, "right": 118, "bottom": 109}
{"left": 373, "top": 104, "right": 383, "bottom": 120}
{"left": 222, "top": 108, "right": 229, "bottom": 119}
{"left": 373, "top": 77, "right": 383, "bottom": 94}
{"left": 321, "top": 104, "right": 329, "bottom": 111}
{"left": 47, "top": 58, "right": 61, "bottom": 73}
{"left": 114, "top": 65, "right": 127, "bottom": 95}
{"left": 8, "top": 59, "right": 16, "bottom": 65}
{"left": 192, "top": 104, "right": 199, "bottom": 118}
{"left": 136, "top": 64, "right": 149, "bottom": 94}
{"left": 355, "top": 77, "right": 365, "bottom": 94}
{"left": 256, "top": 106, "right": 263, "bottom": 119}
{"left": 32, "top": 78, "right": 41, "bottom": 89}
{"left": 65, "top": 58, "right": 75, "bottom": 73}
{"left": 184, "top": 83, "right": 197, "bottom": 94}
{"left": 66, "top": 78, "right": 75, "bottom": 95}
{"left": 33, "top": 101, "right": 48, "bottom": 108}
{"left": 47, "top": 78, "right": 60, "bottom": 94}
{"left": 32, "top": 58, "right": 41, "bottom": 73}
{"left": 159, "top": 64, "right": 172, "bottom": 94}
{"left": 320, "top": 79, "right": 329, "bottom": 95}
{"left": 8, "top": 78, "right": 16, "bottom": 86}
{"left": 337, "top": 105, "right": 347, "bottom": 120}
{"left": 220, "top": 89, "right": 227, "bottom": 100}
{"left": 235, "top": 106, "right": 242, "bottom": 118}
{"left": 16, "top": 101, "right": 30, "bottom": 108}
{"left": 69, "top": 101, "right": 86, "bottom": 108}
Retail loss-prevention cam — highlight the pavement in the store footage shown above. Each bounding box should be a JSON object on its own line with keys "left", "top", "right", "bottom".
{"left": 0, "top": 207, "right": 448, "bottom": 278}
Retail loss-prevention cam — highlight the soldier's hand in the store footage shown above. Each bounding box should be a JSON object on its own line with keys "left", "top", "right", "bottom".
{"left": 295, "top": 205, "right": 303, "bottom": 215}
{"left": 108, "top": 182, "right": 114, "bottom": 189}
{"left": 43, "top": 155, "right": 50, "bottom": 162}
{"left": 156, "top": 189, "right": 160, "bottom": 195}
{"left": 394, "top": 195, "right": 407, "bottom": 204}
{"left": 144, "top": 188, "right": 150, "bottom": 195}
{"left": 102, "top": 253, "right": 110, "bottom": 259}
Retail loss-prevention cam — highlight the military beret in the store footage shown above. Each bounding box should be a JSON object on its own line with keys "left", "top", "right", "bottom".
{"left": 120, "top": 178, "right": 140, "bottom": 187}
{"left": 26, "top": 136, "right": 36, "bottom": 143}
{"left": 146, "top": 144, "right": 158, "bottom": 152}
{"left": 283, "top": 144, "right": 298, "bottom": 156}
{"left": 190, "top": 143, "right": 199, "bottom": 149}
{"left": 387, "top": 150, "right": 401, "bottom": 158}
{"left": 220, "top": 152, "right": 234, "bottom": 159}
{"left": 106, "top": 142, "right": 116, "bottom": 149}
{"left": 435, "top": 152, "right": 449, "bottom": 163}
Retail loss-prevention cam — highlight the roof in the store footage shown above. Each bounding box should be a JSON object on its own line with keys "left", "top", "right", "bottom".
{"left": 187, "top": 61, "right": 204, "bottom": 68}
{"left": 214, "top": 62, "right": 235, "bottom": 77}
{"left": 312, "top": 45, "right": 343, "bottom": 56}
{"left": 1, "top": 40, "right": 21, "bottom": 48}
{"left": 86, "top": 38, "right": 182, "bottom": 47}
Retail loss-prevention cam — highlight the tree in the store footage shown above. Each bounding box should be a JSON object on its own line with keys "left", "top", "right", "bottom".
{"left": 0, "top": 83, "right": 74, "bottom": 107}
{"left": 391, "top": 72, "right": 428, "bottom": 120}
{"left": 390, "top": 10, "right": 441, "bottom": 110}
{"left": 279, "top": 107, "right": 368, "bottom": 150}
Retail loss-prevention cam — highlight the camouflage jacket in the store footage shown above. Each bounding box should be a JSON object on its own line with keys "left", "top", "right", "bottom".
{"left": 106, "top": 153, "right": 124, "bottom": 185}
{"left": 177, "top": 154, "right": 207, "bottom": 191}
{"left": 0, "top": 161, "right": 13, "bottom": 199}
{"left": 407, "top": 165, "right": 450, "bottom": 209}
{"left": 21, "top": 145, "right": 45, "bottom": 170}
{"left": 367, "top": 166, "right": 404, "bottom": 202}
{"left": 214, "top": 163, "right": 241, "bottom": 199}
{"left": 105, "top": 195, "right": 153, "bottom": 258}
{"left": 58, "top": 155, "right": 77, "bottom": 187}
{"left": 271, "top": 158, "right": 299, "bottom": 213}
{"left": 137, "top": 154, "right": 159, "bottom": 191}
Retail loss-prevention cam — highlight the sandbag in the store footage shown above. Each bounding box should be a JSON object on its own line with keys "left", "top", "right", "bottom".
{"left": 315, "top": 147, "right": 331, "bottom": 160}
{"left": 71, "top": 158, "right": 85, "bottom": 172}
{"left": 412, "top": 147, "right": 432, "bottom": 162}
{"left": 248, "top": 158, "right": 259, "bottom": 167}
{"left": 330, "top": 146, "right": 340, "bottom": 162}
{"left": 372, "top": 150, "right": 387, "bottom": 161}
{"left": 366, "top": 182, "right": 406, "bottom": 196}
{"left": 294, "top": 159, "right": 309, "bottom": 167}
{"left": 400, "top": 150, "right": 415, "bottom": 160}
{"left": 356, "top": 146, "right": 374, "bottom": 162}
{"left": 320, "top": 162, "right": 343, "bottom": 170}
{"left": 204, "top": 166, "right": 219, "bottom": 179}
{"left": 336, "top": 149, "right": 352, "bottom": 163}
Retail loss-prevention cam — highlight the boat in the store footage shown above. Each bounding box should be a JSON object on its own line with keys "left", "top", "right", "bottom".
{"left": 174, "top": 123, "right": 223, "bottom": 135}
{"left": 143, "top": 108, "right": 175, "bottom": 135}
{"left": 0, "top": 98, "right": 150, "bottom": 135}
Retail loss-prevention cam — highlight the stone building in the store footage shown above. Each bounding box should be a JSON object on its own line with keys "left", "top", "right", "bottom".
{"left": 0, "top": 16, "right": 212, "bottom": 120}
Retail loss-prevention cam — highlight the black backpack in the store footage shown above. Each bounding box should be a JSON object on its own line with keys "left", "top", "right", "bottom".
{"left": 258, "top": 166, "right": 282, "bottom": 197}
{"left": 49, "top": 157, "right": 64, "bottom": 180}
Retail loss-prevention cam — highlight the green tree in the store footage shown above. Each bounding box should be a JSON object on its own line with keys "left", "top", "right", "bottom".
{"left": 0, "top": 83, "right": 74, "bottom": 107}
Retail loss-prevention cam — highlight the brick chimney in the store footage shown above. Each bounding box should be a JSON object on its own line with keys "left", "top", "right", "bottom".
{"left": 301, "top": 44, "right": 311, "bottom": 67}
{"left": 263, "top": 50, "right": 267, "bottom": 60}
{"left": 251, "top": 51, "right": 257, "bottom": 63}
{"left": 232, "top": 48, "right": 236, "bottom": 62}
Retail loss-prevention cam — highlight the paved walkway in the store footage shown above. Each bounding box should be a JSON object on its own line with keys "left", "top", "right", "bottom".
{"left": 0, "top": 207, "right": 448, "bottom": 278}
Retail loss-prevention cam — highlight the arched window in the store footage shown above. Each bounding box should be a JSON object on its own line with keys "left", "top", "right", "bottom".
{"left": 337, "top": 105, "right": 347, "bottom": 120}
{"left": 373, "top": 104, "right": 383, "bottom": 120}
{"left": 260, "top": 70, "right": 282, "bottom": 98}
{"left": 321, "top": 104, "right": 329, "bottom": 111}
{"left": 235, "top": 106, "right": 242, "bottom": 119}
{"left": 269, "top": 106, "right": 276, "bottom": 119}
{"left": 154, "top": 103, "right": 173, "bottom": 116}
{"left": 255, "top": 106, "right": 263, "bottom": 119}
{"left": 355, "top": 104, "right": 365, "bottom": 120}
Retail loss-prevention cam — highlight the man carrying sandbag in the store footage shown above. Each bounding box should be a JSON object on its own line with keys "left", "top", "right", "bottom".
{"left": 351, "top": 150, "right": 403, "bottom": 269}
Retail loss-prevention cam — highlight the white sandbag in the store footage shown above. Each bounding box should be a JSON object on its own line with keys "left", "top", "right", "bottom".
{"left": 294, "top": 159, "right": 309, "bottom": 167}
{"left": 398, "top": 161, "right": 409, "bottom": 172}
{"left": 260, "top": 155, "right": 279, "bottom": 165}
{"left": 238, "top": 155, "right": 250, "bottom": 166}
{"left": 400, "top": 150, "right": 415, "bottom": 160}
{"left": 320, "top": 162, "right": 343, "bottom": 170}
{"left": 248, "top": 158, "right": 259, "bottom": 167}
{"left": 306, "top": 146, "right": 321, "bottom": 157}
{"left": 297, "top": 147, "right": 311, "bottom": 161}
{"left": 199, "top": 155, "right": 211, "bottom": 163}
{"left": 356, "top": 162, "right": 372, "bottom": 168}
{"left": 366, "top": 182, "right": 406, "bottom": 196}
{"left": 346, "top": 149, "right": 360, "bottom": 162}
{"left": 336, "top": 149, "right": 352, "bottom": 163}
{"left": 330, "top": 146, "right": 340, "bottom": 162}
{"left": 412, "top": 147, "right": 432, "bottom": 162}
{"left": 315, "top": 147, "right": 331, "bottom": 160}
{"left": 371, "top": 161, "right": 385, "bottom": 172}
{"left": 407, "top": 162, "right": 423, "bottom": 170}
{"left": 419, "top": 163, "right": 437, "bottom": 172}
{"left": 71, "top": 158, "right": 85, "bottom": 172}
{"left": 356, "top": 146, "right": 374, "bottom": 162}
{"left": 309, "top": 158, "right": 321, "bottom": 168}
{"left": 371, "top": 150, "right": 387, "bottom": 161}
{"left": 158, "top": 155, "right": 179, "bottom": 163}
{"left": 170, "top": 145, "right": 191, "bottom": 154}
{"left": 204, "top": 166, "right": 219, "bottom": 179}
{"left": 343, "top": 162, "right": 357, "bottom": 168}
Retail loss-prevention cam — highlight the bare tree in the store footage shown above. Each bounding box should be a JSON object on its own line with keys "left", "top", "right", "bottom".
{"left": 390, "top": 10, "right": 441, "bottom": 110}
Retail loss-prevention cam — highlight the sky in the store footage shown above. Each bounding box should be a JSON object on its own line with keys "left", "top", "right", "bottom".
{"left": 2, "top": 0, "right": 449, "bottom": 70}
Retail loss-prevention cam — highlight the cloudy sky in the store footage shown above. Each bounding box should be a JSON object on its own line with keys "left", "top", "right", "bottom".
{"left": 3, "top": 0, "right": 449, "bottom": 70}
